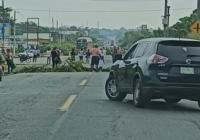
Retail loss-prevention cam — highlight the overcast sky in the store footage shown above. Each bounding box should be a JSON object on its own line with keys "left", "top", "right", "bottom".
{"left": 5, "top": 0, "right": 197, "bottom": 29}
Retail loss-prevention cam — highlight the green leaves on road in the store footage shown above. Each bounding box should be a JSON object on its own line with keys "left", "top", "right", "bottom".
{"left": 14, "top": 58, "right": 111, "bottom": 73}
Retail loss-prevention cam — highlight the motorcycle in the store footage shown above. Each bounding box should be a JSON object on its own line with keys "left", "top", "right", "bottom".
{"left": 18, "top": 54, "right": 31, "bottom": 63}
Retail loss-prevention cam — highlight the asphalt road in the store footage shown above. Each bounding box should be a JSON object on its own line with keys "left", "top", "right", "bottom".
{"left": 1, "top": 71, "right": 200, "bottom": 140}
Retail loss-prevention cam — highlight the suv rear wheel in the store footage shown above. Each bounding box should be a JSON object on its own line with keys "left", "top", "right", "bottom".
{"left": 105, "top": 77, "right": 127, "bottom": 101}
{"left": 164, "top": 98, "right": 181, "bottom": 104}
{"left": 133, "top": 79, "right": 149, "bottom": 108}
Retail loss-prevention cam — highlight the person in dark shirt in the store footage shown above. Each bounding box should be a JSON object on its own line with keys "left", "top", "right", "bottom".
{"left": 71, "top": 48, "right": 76, "bottom": 62}
{"left": 112, "top": 46, "right": 117, "bottom": 63}
{"left": 51, "top": 47, "right": 58, "bottom": 68}
{"left": 86, "top": 49, "right": 91, "bottom": 64}
{"left": 115, "top": 47, "right": 122, "bottom": 61}
{"left": 0, "top": 53, "right": 5, "bottom": 82}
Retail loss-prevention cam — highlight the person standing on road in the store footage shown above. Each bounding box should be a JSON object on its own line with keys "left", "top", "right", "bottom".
{"left": 86, "top": 49, "right": 91, "bottom": 64}
{"left": 33, "top": 49, "right": 37, "bottom": 63}
{"left": 46, "top": 48, "right": 51, "bottom": 65}
{"left": 112, "top": 46, "right": 117, "bottom": 63}
{"left": 59, "top": 48, "right": 62, "bottom": 55}
{"left": 71, "top": 48, "right": 76, "bottom": 62}
{"left": 6, "top": 49, "right": 14, "bottom": 74}
{"left": 41, "top": 49, "right": 44, "bottom": 57}
{"left": 115, "top": 47, "right": 122, "bottom": 61}
{"left": 97, "top": 56, "right": 104, "bottom": 72}
{"left": 100, "top": 48, "right": 105, "bottom": 64}
{"left": 78, "top": 49, "right": 84, "bottom": 63}
{"left": 91, "top": 45, "right": 100, "bottom": 71}
{"left": 56, "top": 48, "right": 61, "bottom": 63}
{"left": 51, "top": 47, "right": 59, "bottom": 68}
{"left": 0, "top": 52, "right": 5, "bottom": 82}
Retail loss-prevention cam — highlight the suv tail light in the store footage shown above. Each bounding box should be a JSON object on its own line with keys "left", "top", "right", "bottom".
{"left": 147, "top": 54, "right": 168, "bottom": 64}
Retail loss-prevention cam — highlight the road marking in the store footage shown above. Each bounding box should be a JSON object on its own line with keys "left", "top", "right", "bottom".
{"left": 60, "top": 95, "right": 77, "bottom": 111}
{"left": 79, "top": 79, "right": 87, "bottom": 85}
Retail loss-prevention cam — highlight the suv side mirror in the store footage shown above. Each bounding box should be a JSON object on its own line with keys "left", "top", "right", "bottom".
{"left": 124, "top": 60, "right": 131, "bottom": 64}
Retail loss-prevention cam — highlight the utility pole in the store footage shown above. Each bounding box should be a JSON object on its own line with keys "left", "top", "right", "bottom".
{"left": 56, "top": 20, "right": 58, "bottom": 31}
{"left": 56, "top": 20, "right": 58, "bottom": 42}
{"left": 60, "top": 23, "right": 62, "bottom": 44}
{"left": 49, "top": 8, "right": 51, "bottom": 43}
{"left": 198, "top": 0, "right": 200, "bottom": 20}
{"left": 37, "top": 19, "right": 39, "bottom": 47}
{"left": 8, "top": 13, "right": 11, "bottom": 47}
{"left": 163, "top": 0, "right": 168, "bottom": 37}
{"left": 98, "top": 21, "right": 99, "bottom": 29}
{"left": 52, "top": 17, "right": 54, "bottom": 32}
{"left": 2, "top": 0, "right": 5, "bottom": 46}
{"left": 166, "top": 6, "right": 170, "bottom": 37}
{"left": 13, "top": 10, "right": 16, "bottom": 56}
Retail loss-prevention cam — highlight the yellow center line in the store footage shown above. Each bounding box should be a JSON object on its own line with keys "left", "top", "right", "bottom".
{"left": 79, "top": 79, "right": 88, "bottom": 86}
{"left": 60, "top": 95, "right": 77, "bottom": 111}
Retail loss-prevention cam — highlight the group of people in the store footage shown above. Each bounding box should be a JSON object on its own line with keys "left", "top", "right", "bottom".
{"left": 70, "top": 45, "right": 105, "bottom": 72}
{"left": 46, "top": 47, "right": 62, "bottom": 68}
{"left": 75, "top": 47, "right": 105, "bottom": 65}
{"left": 32, "top": 48, "right": 62, "bottom": 64}
{"left": 0, "top": 49, "right": 15, "bottom": 82}
{"left": 90, "top": 45, "right": 105, "bottom": 72}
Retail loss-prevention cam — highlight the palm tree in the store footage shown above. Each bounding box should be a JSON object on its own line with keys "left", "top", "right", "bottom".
{"left": 0, "top": 6, "right": 13, "bottom": 23}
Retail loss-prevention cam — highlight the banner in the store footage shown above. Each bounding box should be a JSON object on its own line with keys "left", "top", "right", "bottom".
{"left": 0, "top": 23, "right": 11, "bottom": 37}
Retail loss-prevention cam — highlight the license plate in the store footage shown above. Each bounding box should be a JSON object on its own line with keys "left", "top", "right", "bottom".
{"left": 180, "top": 67, "right": 194, "bottom": 74}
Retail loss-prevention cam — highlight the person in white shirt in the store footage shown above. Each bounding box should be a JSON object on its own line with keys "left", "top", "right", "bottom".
{"left": 78, "top": 49, "right": 84, "bottom": 63}
{"left": 100, "top": 48, "right": 105, "bottom": 64}
{"left": 98, "top": 57, "right": 104, "bottom": 72}
{"left": 46, "top": 48, "right": 51, "bottom": 65}
{"left": 59, "top": 49, "right": 62, "bottom": 55}
{"left": 33, "top": 49, "right": 38, "bottom": 63}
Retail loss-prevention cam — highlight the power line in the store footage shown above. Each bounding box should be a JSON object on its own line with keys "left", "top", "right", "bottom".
{"left": 92, "top": 0, "right": 163, "bottom": 2}
{"left": 15, "top": 7, "right": 195, "bottom": 13}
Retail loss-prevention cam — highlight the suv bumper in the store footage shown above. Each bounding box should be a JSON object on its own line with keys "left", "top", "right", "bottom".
{"left": 142, "top": 85, "right": 200, "bottom": 100}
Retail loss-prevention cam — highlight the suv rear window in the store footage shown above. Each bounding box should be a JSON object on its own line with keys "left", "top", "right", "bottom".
{"left": 157, "top": 41, "right": 200, "bottom": 58}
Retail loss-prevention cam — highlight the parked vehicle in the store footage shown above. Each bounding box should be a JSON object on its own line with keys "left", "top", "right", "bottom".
{"left": 105, "top": 38, "right": 200, "bottom": 108}
{"left": 18, "top": 50, "right": 34, "bottom": 58}
{"left": 18, "top": 54, "right": 31, "bottom": 63}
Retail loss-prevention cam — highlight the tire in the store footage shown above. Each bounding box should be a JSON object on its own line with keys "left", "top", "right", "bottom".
{"left": 26, "top": 58, "right": 31, "bottom": 63}
{"left": 105, "top": 77, "right": 127, "bottom": 101}
{"left": 198, "top": 101, "right": 200, "bottom": 108}
{"left": 133, "top": 79, "right": 149, "bottom": 108}
{"left": 164, "top": 98, "right": 181, "bottom": 103}
{"left": 20, "top": 59, "right": 23, "bottom": 63}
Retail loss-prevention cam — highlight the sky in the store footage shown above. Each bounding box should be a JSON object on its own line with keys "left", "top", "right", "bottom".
{"left": 5, "top": 0, "right": 197, "bottom": 29}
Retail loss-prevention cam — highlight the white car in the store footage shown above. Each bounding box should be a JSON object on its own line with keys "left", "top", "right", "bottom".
{"left": 18, "top": 50, "right": 34, "bottom": 58}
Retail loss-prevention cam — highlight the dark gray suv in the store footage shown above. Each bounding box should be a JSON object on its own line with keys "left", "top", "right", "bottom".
{"left": 105, "top": 38, "right": 200, "bottom": 108}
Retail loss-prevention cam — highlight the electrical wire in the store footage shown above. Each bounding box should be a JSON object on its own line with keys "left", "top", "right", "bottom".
{"left": 15, "top": 7, "right": 195, "bottom": 13}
